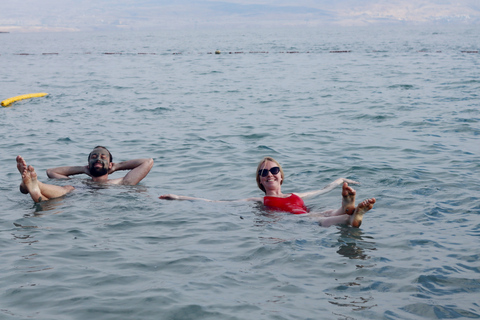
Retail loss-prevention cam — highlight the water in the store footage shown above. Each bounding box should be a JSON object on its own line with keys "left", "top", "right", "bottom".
{"left": 1, "top": 26, "right": 479, "bottom": 319}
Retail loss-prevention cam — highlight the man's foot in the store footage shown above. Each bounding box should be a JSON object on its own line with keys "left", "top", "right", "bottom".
{"left": 17, "top": 156, "right": 29, "bottom": 194}
{"left": 350, "top": 198, "right": 376, "bottom": 228}
{"left": 17, "top": 155, "right": 27, "bottom": 173}
{"left": 22, "top": 165, "right": 44, "bottom": 203}
{"left": 342, "top": 182, "right": 356, "bottom": 215}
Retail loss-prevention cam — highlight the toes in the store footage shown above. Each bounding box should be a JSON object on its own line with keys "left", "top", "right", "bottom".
{"left": 360, "top": 198, "right": 375, "bottom": 210}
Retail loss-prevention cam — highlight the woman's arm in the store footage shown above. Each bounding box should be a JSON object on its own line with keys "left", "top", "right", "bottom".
{"left": 159, "top": 194, "right": 262, "bottom": 203}
{"left": 295, "top": 178, "right": 359, "bottom": 199}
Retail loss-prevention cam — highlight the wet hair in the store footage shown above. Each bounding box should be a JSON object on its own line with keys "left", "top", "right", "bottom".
{"left": 256, "top": 156, "right": 284, "bottom": 193}
{"left": 88, "top": 146, "right": 113, "bottom": 162}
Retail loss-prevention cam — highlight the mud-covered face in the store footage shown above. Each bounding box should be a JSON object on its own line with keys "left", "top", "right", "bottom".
{"left": 88, "top": 148, "right": 110, "bottom": 177}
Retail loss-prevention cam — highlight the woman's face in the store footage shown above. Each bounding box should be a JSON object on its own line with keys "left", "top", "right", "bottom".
{"left": 259, "top": 161, "right": 283, "bottom": 191}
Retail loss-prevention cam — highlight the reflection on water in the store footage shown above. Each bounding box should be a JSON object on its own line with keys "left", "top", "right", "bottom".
{"left": 336, "top": 226, "right": 377, "bottom": 260}
{"left": 326, "top": 227, "right": 379, "bottom": 315}
{"left": 11, "top": 231, "right": 38, "bottom": 245}
{"left": 327, "top": 293, "right": 377, "bottom": 312}
{"left": 32, "top": 197, "right": 67, "bottom": 216}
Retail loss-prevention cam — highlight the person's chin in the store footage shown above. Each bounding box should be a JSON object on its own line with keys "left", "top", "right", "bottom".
{"left": 89, "top": 168, "right": 108, "bottom": 177}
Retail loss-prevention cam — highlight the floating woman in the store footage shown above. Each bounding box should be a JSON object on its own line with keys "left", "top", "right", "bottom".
{"left": 160, "top": 156, "right": 376, "bottom": 228}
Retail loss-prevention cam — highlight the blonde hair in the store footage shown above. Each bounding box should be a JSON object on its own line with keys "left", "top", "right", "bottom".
{"left": 256, "top": 156, "right": 284, "bottom": 193}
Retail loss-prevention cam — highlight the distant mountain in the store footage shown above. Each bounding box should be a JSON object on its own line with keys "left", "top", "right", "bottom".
{"left": 1, "top": 0, "right": 479, "bottom": 31}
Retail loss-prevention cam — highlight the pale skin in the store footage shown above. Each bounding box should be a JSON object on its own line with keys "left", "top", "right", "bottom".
{"left": 159, "top": 160, "right": 376, "bottom": 228}
{"left": 17, "top": 149, "right": 153, "bottom": 203}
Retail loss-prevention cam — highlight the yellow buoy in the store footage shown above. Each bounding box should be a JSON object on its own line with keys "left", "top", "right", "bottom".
{"left": 1, "top": 92, "right": 48, "bottom": 107}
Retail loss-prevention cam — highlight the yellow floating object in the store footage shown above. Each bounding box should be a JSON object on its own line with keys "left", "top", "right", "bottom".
{"left": 1, "top": 92, "right": 48, "bottom": 107}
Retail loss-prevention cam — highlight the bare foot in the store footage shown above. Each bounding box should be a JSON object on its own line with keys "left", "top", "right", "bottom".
{"left": 17, "top": 156, "right": 29, "bottom": 194}
{"left": 17, "top": 155, "right": 27, "bottom": 173}
{"left": 350, "top": 198, "right": 376, "bottom": 228}
{"left": 342, "top": 182, "right": 356, "bottom": 215}
{"left": 22, "top": 165, "right": 45, "bottom": 203}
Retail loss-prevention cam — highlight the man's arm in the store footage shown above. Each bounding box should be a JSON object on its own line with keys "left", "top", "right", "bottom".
{"left": 46, "top": 166, "right": 90, "bottom": 179}
{"left": 111, "top": 158, "right": 154, "bottom": 185}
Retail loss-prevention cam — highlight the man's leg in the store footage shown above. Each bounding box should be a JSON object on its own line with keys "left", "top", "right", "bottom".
{"left": 17, "top": 156, "right": 74, "bottom": 203}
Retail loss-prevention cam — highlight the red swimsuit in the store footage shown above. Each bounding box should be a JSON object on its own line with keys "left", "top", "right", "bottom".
{"left": 263, "top": 193, "right": 308, "bottom": 214}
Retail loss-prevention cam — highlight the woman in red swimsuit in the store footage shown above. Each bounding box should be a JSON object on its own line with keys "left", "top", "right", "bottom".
{"left": 160, "top": 157, "right": 375, "bottom": 227}
{"left": 254, "top": 157, "right": 375, "bottom": 227}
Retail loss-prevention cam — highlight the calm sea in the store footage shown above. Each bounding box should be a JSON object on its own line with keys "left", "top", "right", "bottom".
{"left": 1, "top": 25, "right": 479, "bottom": 320}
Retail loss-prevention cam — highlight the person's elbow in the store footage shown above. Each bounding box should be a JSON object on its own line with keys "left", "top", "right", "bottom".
{"left": 137, "top": 158, "right": 154, "bottom": 180}
{"left": 145, "top": 158, "right": 154, "bottom": 172}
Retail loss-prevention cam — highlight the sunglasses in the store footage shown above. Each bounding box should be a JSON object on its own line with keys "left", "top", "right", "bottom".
{"left": 258, "top": 167, "right": 280, "bottom": 177}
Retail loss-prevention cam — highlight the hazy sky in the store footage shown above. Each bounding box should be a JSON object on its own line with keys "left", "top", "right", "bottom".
{"left": 1, "top": 0, "right": 479, "bottom": 32}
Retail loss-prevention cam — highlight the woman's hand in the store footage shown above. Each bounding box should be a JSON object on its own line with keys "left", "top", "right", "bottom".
{"left": 342, "top": 178, "right": 359, "bottom": 185}
{"left": 159, "top": 194, "right": 181, "bottom": 200}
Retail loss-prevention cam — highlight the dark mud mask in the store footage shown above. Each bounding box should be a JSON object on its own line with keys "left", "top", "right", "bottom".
{"left": 88, "top": 149, "right": 110, "bottom": 177}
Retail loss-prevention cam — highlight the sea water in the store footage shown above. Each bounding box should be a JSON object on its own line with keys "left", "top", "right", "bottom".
{"left": 0, "top": 25, "right": 479, "bottom": 320}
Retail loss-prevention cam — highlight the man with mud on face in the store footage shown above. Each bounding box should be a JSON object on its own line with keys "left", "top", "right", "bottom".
{"left": 16, "top": 146, "right": 154, "bottom": 203}
{"left": 88, "top": 146, "right": 112, "bottom": 177}
{"left": 46, "top": 146, "right": 153, "bottom": 185}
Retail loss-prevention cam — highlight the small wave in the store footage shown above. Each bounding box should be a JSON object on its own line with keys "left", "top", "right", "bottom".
{"left": 402, "top": 302, "right": 480, "bottom": 318}
{"left": 388, "top": 84, "right": 416, "bottom": 90}
{"left": 56, "top": 137, "right": 74, "bottom": 143}
{"left": 137, "top": 106, "right": 172, "bottom": 114}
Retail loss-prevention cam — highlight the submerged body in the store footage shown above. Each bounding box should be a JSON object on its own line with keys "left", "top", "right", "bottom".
{"left": 264, "top": 193, "right": 308, "bottom": 214}
{"left": 17, "top": 146, "right": 153, "bottom": 203}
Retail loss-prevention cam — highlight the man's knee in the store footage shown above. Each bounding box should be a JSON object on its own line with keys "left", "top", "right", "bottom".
{"left": 64, "top": 185, "right": 75, "bottom": 193}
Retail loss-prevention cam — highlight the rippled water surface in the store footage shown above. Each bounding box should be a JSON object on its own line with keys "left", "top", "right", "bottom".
{"left": 1, "top": 26, "right": 480, "bottom": 319}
